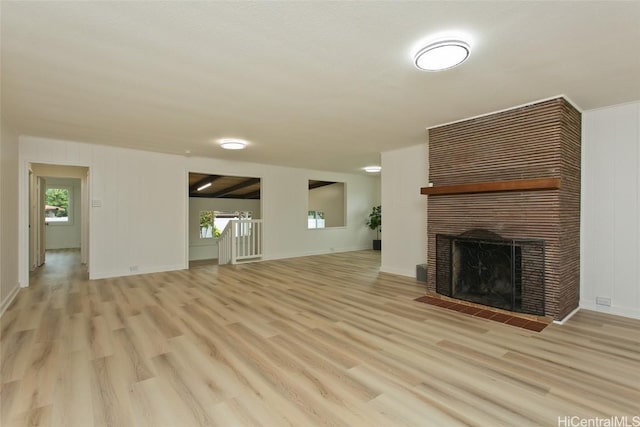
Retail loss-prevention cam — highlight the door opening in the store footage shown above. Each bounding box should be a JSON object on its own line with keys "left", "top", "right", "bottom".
{"left": 27, "top": 163, "right": 90, "bottom": 281}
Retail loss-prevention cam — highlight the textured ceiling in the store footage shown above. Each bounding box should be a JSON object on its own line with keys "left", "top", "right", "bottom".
{"left": 2, "top": 2, "right": 639, "bottom": 173}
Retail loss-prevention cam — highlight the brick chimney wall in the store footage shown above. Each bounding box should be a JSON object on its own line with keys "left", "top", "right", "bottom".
{"left": 426, "top": 98, "right": 581, "bottom": 320}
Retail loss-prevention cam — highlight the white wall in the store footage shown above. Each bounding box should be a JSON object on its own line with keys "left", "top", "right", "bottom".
{"left": 308, "top": 182, "right": 345, "bottom": 227}
{"left": 189, "top": 197, "right": 261, "bottom": 261}
{"left": 380, "top": 143, "right": 428, "bottom": 277}
{"left": 581, "top": 101, "right": 640, "bottom": 319}
{"left": 19, "top": 136, "right": 379, "bottom": 284}
{"left": 42, "top": 177, "right": 82, "bottom": 249}
{"left": 20, "top": 137, "right": 187, "bottom": 282}
{"left": 1, "top": 121, "right": 21, "bottom": 315}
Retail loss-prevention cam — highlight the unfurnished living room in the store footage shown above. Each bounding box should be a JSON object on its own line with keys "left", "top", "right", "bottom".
{"left": 1, "top": 2, "right": 639, "bottom": 426}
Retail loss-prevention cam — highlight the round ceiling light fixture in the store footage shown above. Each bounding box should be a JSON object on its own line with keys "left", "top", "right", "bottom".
{"left": 219, "top": 139, "right": 248, "bottom": 150}
{"left": 363, "top": 165, "right": 382, "bottom": 173}
{"left": 413, "top": 39, "right": 470, "bottom": 71}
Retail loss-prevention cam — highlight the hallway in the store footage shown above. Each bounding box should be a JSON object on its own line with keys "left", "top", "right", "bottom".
{"left": 29, "top": 249, "right": 88, "bottom": 289}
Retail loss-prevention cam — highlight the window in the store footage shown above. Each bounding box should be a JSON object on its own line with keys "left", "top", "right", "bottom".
{"left": 199, "top": 210, "right": 219, "bottom": 239}
{"left": 199, "top": 210, "right": 252, "bottom": 239}
{"left": 45, "top": 186, "right": 71, "bottom": 224}
{"left": 308, "top": 210, "right": 325, "bottom": 229}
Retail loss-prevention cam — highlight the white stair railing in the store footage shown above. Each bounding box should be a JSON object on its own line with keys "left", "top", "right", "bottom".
{"left": 218, "top": 219, "right": 263, "bottom": 264}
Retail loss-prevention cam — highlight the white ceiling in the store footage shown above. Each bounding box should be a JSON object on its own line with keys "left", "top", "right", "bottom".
{"left": 2, "top": 1, "right": 639, "bottom": 173}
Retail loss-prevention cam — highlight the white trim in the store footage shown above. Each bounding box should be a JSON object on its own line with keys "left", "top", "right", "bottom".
{"left": 261, "top": 246, "right": 370, "bottom": 262}
{"left": 426, "top": 95, "right": 583, "bottom": 131}
{"left": 553, "top": 306, "right": 580, "bottom": 325}
{"left": 379, "top": 266, "right": 418, "bottom": 278}
{"left": 579, "top": 300, "right": 640, "bottom": 320}
{"left": 0, "top": 284, "right": 20, "bottom": 317}
{"left": 89, "top": 263, "right": 186, "bottom": 280}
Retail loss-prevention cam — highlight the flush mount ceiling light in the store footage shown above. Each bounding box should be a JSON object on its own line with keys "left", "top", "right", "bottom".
{"left": 219, "top": 139, "right": 248, "bottom": 150}
{"left": 413, "top": 39, "right": 470, "bottom": 71}
{"left": 363, "top": 166, "right": 382, "bottom": 173}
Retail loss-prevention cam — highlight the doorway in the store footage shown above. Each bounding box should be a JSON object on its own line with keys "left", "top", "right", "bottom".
{"left": 187, "top": 172, "right": 262, "bottom": 266}
{"left": 28, "top": 164, "right": 90, "bottom": 280}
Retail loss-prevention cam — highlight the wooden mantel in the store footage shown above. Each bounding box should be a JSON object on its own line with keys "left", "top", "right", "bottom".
{"left": 420, "top": 178, "right": 561, "bottom": 196}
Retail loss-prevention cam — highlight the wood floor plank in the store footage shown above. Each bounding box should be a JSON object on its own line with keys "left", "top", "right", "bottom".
{"left": 9, "top": 404, "right": 52, "bottom": 427}
{"left": 1, "top": 249, "right": 639, "bottom": 427}
{"left": 88, "top": 316, "right": 114, "bottom": 360}
{"left": 111, "top": 328, "right": 156, "bottom": 384}
{"left": 90, "top": 356, "right": 135, "bottom": 427}
{"left": 129, "top": 376, "right": 199, "bottom": 427}
{"left": 10, "top": 341, "right": 60, "bottom": 417}
{"left": 0, "top": 330, "right": 35, "bottom": 383}
{"left": 60, "top": 313, "right": 88, "bottom": 355}
{"left": 125, "top": 313, "right": 170, "bottom": 359}
{"left": 0, "top": 380, "right": 21, "bottom": 426}
{"left": 51, "top": 350, "right": 94, "bottom": 427}
{"left": 151, "top": 352, "right": 217, "bottom": 426}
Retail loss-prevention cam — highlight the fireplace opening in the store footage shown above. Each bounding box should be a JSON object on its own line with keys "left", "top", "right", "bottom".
{"left": 453, "top": 238, "right": 522, "bottom": 311}
{"left": 436, "top": 230, "right": 545, "bottom": 316}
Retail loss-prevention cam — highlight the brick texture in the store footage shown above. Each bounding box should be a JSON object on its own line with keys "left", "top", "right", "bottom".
{"left": 426, "top": 98, "right": 581, "bottom": 320}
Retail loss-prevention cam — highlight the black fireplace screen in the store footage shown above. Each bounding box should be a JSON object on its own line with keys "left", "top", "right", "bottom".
{"left": 436, "top": 232, "right": 545, "bottom": 316}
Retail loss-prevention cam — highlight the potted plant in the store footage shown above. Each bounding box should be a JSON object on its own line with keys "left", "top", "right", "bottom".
{"left": 366, "top": 205, "right": 382, "bottom": 250}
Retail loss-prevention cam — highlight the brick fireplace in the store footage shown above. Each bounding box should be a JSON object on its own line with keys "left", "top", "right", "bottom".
{"left": 423, "top": 97, "right": 581, "bottom": 320}
{"left": 435, "top": 230, "right": 546, "bottom": 316}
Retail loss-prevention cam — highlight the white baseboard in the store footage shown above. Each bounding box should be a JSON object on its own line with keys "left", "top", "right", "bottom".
{"left": 379, "top": 266, "right": 417, "bottom": 278}
{"left": 262, "top": 246, "right": 371, "bottom": 262}
{"left": 579, "top": 300, "right": 640, "bottom": 320}
{"left": 553, "top": 306, "right": 580, "bottom": 325}
{"left": 89, "top": 263, "right": 186, "bottom": 280}
{"left": 0, "top": 284, "right": 21, "bottom": 317}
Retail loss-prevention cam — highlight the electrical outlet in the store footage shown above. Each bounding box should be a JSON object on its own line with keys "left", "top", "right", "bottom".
{"left": 129, "top": 265, "right": 139, "bottom": 272}
{"left": 595, "top": 296, "right": 611, "bottom": 307}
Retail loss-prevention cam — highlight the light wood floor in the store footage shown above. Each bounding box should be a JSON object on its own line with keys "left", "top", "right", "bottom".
{"left": 1, "top": 249, "right": 639, "bottom": 426}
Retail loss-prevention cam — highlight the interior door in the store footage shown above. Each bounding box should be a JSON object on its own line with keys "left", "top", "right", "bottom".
{"left": 37, "top": 176, "right": 46, "bottom": 266}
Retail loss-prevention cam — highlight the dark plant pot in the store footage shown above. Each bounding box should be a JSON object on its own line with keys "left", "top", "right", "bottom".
{"left": 373, "top": 239, "right": 381, "bottom": 251}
